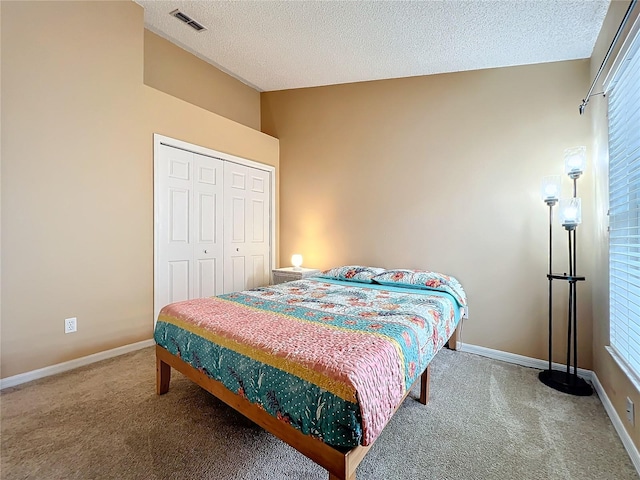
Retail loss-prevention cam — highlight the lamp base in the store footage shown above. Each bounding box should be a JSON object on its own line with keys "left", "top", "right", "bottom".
{"left": 538, "top": 369, "right": 592, "bottom": 396}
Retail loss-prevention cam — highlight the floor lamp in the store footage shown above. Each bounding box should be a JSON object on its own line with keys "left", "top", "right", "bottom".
{"left": 538, "top": 146, "right": 593, "bottom": 396}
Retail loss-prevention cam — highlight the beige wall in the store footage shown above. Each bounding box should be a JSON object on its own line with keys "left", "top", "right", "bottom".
{"left": 144, "top": 29, "right": 261, "bottom": 130}
{"left": 0, "top": 0, "right": 279, "bottom": 379}
{"left": 262, "top": 61, "right": 592, "bottom": 366}
{"left": 589, "top": 0, "right": 640, "bottom": 451}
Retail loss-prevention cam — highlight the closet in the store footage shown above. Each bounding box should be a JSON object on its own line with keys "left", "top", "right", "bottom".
{"left": 154, "top": 135, "right": 274, "bottom": 322}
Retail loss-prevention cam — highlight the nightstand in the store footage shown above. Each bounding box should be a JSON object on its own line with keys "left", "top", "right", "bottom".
{"left": 272, "top": 267, "right": 320, "bottom": 285}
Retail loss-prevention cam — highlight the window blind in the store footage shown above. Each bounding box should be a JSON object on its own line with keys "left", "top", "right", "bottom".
{"left": 609, "top": 26, "right": 640, "bottom": 375}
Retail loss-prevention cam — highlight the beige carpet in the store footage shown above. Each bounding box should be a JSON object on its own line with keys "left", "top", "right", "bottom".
{"left": 1, "top": 346, "right": 637, "bottom": 480}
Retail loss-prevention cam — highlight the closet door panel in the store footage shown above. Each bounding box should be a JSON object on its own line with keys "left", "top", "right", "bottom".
{"left": 193, "top": 154, "right": 224, "bottom": 296}
{"left": 158, "top": 146, "right": 194, "bottom": 310}
{"left": 168, "top": 260, "right": 190, "bottom": 303}
{"left": 230, "top": 256, "right": 246, "bottom": 292}
{"left": 247, "top": 168, "right": 271, "bottom": 289}
{"left": 252, "top": 199, "right": 265, "bottom": 242}
{"left": 157, "top": 146, "right": 226, "bottom": 322}
{"left": 231, "top": 197, "right": 246, "bottom": 243}
{"left": 250, "top": 255, "right": 267, "bottom": 289}
{"left": 224, "top": 162, "right": 271, "bottom": 293}
{"left": 196, "top": 258, "right": 217, "bottom": 298}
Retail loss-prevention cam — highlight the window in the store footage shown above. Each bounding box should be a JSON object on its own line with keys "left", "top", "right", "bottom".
{"left": 608, "top": 24, "right": 640, "bottom": 378}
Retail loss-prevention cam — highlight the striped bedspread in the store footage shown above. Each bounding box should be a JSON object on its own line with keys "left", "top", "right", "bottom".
{"left": 154, "top": 278, "right": 462, "bottom": 447}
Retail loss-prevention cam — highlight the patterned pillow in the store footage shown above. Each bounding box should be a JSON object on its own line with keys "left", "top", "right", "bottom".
{"left": 317, "top": 265, "right": 386, "bottom": 284}
{"left": 372, "top": 269, "right": 467, "bottom": 306}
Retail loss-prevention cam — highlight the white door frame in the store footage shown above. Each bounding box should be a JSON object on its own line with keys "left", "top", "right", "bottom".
{"left": 153, "top": 133, "right": 276, "bottom": 325}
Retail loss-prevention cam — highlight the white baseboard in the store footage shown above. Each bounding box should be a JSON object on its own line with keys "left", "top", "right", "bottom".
{"left": 0, "top": 339, "right": 155, "bottom": 390}
{"left": 458, "top": 342, "right": 592, "bottom": 379}
{"left": 591, "top": 372, "right": 640, "bottom": 474}
{"left": 459, "top": 342, "right": 640, "bottom": 477}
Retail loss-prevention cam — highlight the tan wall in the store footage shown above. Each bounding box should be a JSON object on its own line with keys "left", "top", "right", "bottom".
{"left": 0, "top": 0, "right": 279, "bottom": 379}
{"left": 589, "top": 0, "right": 640, "bottom": 451}
{"left": 262, "top": 61, "right": 592, "bottom": 365}
{"left": 143, "top": 29, "right": 260, "bottom": 130}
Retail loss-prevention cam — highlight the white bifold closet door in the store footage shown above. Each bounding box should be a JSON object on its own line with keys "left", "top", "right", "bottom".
{"left": 156, "top": 142, "right": 272, "bottom": 320}
{"left": 156, "top": 145, "right": 224, "bottom": 311}
{"left": 223, "top": 162, "right": 271, "bottom": 292}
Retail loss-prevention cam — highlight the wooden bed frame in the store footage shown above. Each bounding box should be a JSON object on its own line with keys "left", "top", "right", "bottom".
{"left": 156, "top": 325, "right": 460, "bottom": 480}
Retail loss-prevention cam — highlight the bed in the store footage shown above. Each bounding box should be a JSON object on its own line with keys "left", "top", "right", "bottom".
{"left": 155, "top": 266, "right": 466, "bottom": 480}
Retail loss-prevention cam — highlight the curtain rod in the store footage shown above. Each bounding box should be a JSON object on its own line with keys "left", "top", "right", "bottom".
{"left": 580, "top": 0, "right": 638, "bottom": 115}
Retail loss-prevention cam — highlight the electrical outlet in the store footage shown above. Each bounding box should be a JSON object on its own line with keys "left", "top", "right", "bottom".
{"left": 626, "top": 397, "right": 634, "bottom": 426}
{"left": 64, "top": 317, "right": 77, "bottom": 334}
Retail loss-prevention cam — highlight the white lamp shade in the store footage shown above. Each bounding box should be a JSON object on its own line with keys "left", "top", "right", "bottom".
{"left": 559, "top": 197, "right": 582, "bottom": 228}
{"left": 564, "top": 146, "right": 586, "bottom": 179}
{"left": 291, "top": 254, "right": 303, "bottom": 269}
{"left": 541, "top": 175, "right": 561, "bottom": 204}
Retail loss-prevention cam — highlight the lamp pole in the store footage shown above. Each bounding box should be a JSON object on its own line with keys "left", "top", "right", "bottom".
{"left": 547, "top": 200, "right": 555, "bottom": 374}
{"left": 566, "top": 226, "right": 574, "bottom": 379}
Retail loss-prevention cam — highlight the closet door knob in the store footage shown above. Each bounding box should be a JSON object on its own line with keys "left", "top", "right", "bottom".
{"left": 204, "top": 249, "right": 209, "bottom": 254}
{"left": 236, "top": 248, "right": 240, "bottom": 252}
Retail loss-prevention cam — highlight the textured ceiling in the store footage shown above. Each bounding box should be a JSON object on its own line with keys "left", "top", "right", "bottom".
{"left": 137, "top": 0, "right": 610, "bottom": 92}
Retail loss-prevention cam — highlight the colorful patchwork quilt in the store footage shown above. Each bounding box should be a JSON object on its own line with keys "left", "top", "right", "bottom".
{"left": 154, "top": 277, "right": 463, "bottom": 448}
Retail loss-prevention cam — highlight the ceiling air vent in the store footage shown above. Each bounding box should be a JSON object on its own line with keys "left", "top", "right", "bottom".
{"left": 170, "top": 9, "right": 206, "bottom": 32}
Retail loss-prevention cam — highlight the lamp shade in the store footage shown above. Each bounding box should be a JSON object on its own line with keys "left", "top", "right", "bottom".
{"left": 541, "top": 175, "right": 561, "bottom": 205}
{"left": 564, "top": 146, "right": 586, "bottom": 179}
{"left": 559, "top": 197, "right": 582, "bottom": 229}
{"left": 291, "top": 254, "right": 303, "bottom": 269}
